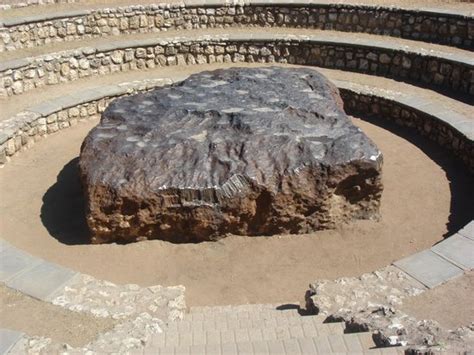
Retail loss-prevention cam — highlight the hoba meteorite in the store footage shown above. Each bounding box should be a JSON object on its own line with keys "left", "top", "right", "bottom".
{"left": 79, "top": 67, "right": 383, "bottom": 244}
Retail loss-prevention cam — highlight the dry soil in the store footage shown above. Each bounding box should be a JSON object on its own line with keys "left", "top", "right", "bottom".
{"left": 401, "top": 271, "right": 474, "bottom": 330}
{"left": 0, "top": 285, "right": 118, "bottom": 347}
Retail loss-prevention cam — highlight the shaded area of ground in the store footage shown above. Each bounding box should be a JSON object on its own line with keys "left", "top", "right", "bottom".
{"left": 401, "top": 271, "right": 474, "bottom": 330}
{"left": 41, "top": 157, "right": 89, "bottom": 245}
{"left": 0, "top": 285, "right": 118, "bottom": 347}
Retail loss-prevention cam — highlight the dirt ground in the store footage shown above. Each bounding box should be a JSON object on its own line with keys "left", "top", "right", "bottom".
{"left": 401, "top": 271, "right": 474, "bottom": 330}
{"left": 1, "top": 110, "right": 472, "bottom": 308}
{"left": 0, "top": 285, "right": 118, "bottom": 347}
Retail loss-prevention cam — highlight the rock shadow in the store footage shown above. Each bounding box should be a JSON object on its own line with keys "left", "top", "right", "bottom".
{"left": 355, "top": 114, "right": 474, "bottom": 238}
{"left": 41, "top": 157, "right": 90, "bottom": 245}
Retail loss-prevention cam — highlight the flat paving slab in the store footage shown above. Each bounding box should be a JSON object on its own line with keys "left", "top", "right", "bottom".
{"left": 458, "top": 221, "right": 474, "bottom": 241}
{"left": 0, "top": 329, "right": 24, "bottom": 355}
{"left": 5, "top": 260, "right": 78, "bottom": 301}
{"left": 393, "top": 250, "right": 464, "bottom": 288}
{"left": 432, "top": 234, "right": 474, "bottom": 270}
{"left": 0, "top": 244, "right": 42, "bottom": 282}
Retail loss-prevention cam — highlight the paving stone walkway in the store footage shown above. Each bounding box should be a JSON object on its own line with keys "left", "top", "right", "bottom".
{"left": 143, "top": 304, "right": 404, "bottom": 354}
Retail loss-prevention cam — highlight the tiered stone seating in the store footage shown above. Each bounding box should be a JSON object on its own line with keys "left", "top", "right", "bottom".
{"left": 0, "top": 0, "right": 472, "bottom": 353}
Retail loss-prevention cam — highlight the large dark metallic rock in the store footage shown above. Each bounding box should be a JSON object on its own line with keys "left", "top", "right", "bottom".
{"left": 79, "top": 67, "right": 383, "bottom": 244}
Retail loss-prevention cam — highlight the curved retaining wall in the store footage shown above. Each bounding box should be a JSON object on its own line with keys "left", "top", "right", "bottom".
{"left": 1, "top": 33, "right": 473, "bottom": 98}
{"left": 337, "top": 82, "right": 474, "bottom": 172}
{"left": 0, "top": 1, "right": 472, "bottom": 52}
{"left": 1, "top": 74, "right": 472, "bottom": 173}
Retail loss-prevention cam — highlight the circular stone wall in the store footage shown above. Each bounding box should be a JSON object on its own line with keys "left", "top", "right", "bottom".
{"left": 1, "top": 65, "right": 472, "bottom": 305}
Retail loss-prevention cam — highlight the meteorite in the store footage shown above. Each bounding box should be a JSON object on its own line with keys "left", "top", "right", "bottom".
{"left": 79, "top": 67, "right": 383, "bottom": 243}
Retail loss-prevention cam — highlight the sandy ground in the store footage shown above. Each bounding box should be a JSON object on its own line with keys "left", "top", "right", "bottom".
{"left": 401, "top": 272, "right": 474, "bottom": 330}
{"left": 0, "top": 285, "right": 118, "bottom": 346}
{"left": 1, "top": 108, "right": 472, "bottom": 307}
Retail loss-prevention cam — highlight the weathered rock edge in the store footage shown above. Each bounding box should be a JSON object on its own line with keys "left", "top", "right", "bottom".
{"left": 80, "top": 67, "right": 383, "bottom": 244}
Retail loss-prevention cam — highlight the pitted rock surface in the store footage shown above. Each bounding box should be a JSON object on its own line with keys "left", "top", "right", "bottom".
{"left": 79, "top": 67, "right": 383, "bottom": 244}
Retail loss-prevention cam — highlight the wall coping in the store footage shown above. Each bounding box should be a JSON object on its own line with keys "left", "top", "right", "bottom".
{"left": 0, "top": 0, "right": 472, "bottom": 28}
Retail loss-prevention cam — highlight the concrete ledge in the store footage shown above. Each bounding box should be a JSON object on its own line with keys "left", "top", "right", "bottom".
{"left": 0, "top": 0, "right": 82, "bottom": 11}
{"left": 1, "top": 9, "right": 91, "bottom": 27}
{"left": 458, "top": 221, "right": 474, "bottom": 241}
{"left": 1, "top": 32, "right": 472, "bottom": 101}
{"left": 0, "top": 58, "right": 30, "bottom": 72}
{"left": 432, "top": 233, "right": 474, "bottom": 270}
{"left": 0, "top": 329, "right": 25, "bottom": 355}
{"left": 393, "top": 250, "right": 464, "bottom": 288}
{"left": 0, "top": 241, "right": 77, "bottom": 301}
{"left": 0, "top": 0, "right": 472, "bottom": 53}
{"left": 6, "top": 261, "right": 79, "bottom": 301}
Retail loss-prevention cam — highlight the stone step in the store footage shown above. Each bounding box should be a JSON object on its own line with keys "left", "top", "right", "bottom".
{"left": 182, "top": 310, "right": 320, "bottom": 324}
{"left": 144, "top": 332, "right": 402, "bottom": 354}
{"left": 189, "top": 303, "right": 300, "bottom": 314}
{"left": 177, "top": 309, "right": 330, "bottom": 332}
{"left": 154, "top": 317, "right": 345, "bottom": 348}
{"left": 181, "top": 312, "right": 320, "bottom": 329}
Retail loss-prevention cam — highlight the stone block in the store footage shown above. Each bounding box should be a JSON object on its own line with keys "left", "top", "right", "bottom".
{"left": 431, "top": 234, "right": 474, "bottom": 270}
{"left": 0, "top": 243, "right": 42, "bottom": 282}
{"left": 458, "top": 221, "right": 474, "bottom": 241}
{"left": 6, "top": 261, "right": 78, "bottom": 301}
{"left": 0, "top": 329, "right": 24, "bottom": 355}
{"left": 393, "top": 250, "right": 463, "bottom": 288}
